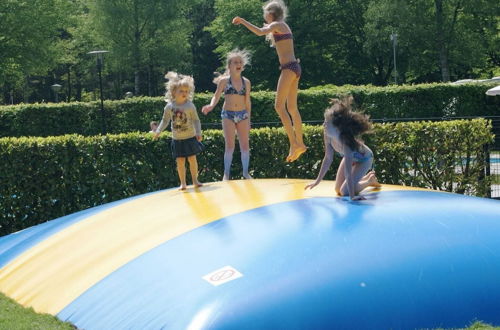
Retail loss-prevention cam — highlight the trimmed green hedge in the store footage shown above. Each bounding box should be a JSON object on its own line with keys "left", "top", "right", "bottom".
{"left": 0, "top": 119, "right": 493, "bottom": 235}
{"left": 0, "top": 83, "right": 498, "bottom": 137}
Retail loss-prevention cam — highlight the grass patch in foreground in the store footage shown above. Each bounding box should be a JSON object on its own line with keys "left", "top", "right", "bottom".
{"left": 446, "top": 321, "right": 500, "bottom": 330}
{"left": 0, "top": 291, "right": 74, "bottom": 329}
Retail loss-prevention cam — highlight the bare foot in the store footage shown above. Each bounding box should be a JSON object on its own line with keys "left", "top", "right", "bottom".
{"left": 289, "top": 145, "right": 307, "bottom": 162}
{"left": 361, "top": 170, "right": 375, "bottom": 181}
{"left": 367, "top": 173, "right": 381, "bottom": 187}
{"left": 243, "top": 173, "right": 253, "bottom": 179}
{"left": 286, "top": 148, "right": 294, "bottom": 162}
{"left": 194, "top": 182, "right": 203, "bottom": 188}
{"left": 179, "top": 185, "right": 187, "bottom": 191}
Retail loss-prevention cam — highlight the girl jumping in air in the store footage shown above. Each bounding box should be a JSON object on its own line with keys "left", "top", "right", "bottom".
{"left": 232, "top": 0, "right": 306, "bottom": 162}
{"left": 305, "top": 96, "right": 381, "bottom": 200}
{"left": 202, "top": 49, "right": 252, "bottom": 180}
{"left": 154, "top": 72, "right": 204, "bottom": 190}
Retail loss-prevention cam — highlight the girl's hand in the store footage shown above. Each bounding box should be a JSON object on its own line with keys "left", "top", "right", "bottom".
{"left": 232, "top": 16, "right": 243, "bottom": 25}
{"left": 305, "top": 181, "right": 319, "bottom": 190}
{"left": 152, "top": 132, "right": 160, "bottom": 140}
{"left": 201, "top": 105, "right": 212, "bottom": 115}
{"left": 196, "top": 135, "right": 202, "bottom": 142}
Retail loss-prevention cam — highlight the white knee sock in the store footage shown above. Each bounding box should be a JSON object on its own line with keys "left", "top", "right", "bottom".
{"left": 241, "top": 151, "right": 250, "bottom": 176}
{"left": 224, "top": 149, "right": 234, "bottom": 178}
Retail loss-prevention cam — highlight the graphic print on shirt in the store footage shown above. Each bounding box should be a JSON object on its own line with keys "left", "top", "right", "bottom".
{"left": 172, "top": 108, "right": 188, "bottom": 133}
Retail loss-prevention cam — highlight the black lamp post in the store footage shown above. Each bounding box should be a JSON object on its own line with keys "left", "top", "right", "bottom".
{"left": 88, "top": 50, "right": 109, "bottom": 134}
{"left": 51, "top": 84, "right": 62, "bottom": 103}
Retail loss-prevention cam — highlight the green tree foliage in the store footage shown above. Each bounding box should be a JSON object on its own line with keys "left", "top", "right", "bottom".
{"left": 364, "top": 0, "right": 500, "bottom": 84}
{"left": 188, "top": 0, "right": 220, "bottom": 92}
{"left": 287, "top": 0, "right": 371, "bottom": 87}
{"left": 207, "top": 0, "right": 372, "bottom": 89}
{"left": 50, "top": 0, "right": 101, "bottom": 102}
{"left": 0, "top": 0, "right": 498, "bottom": 104}
{"left": 0, "top": 0, "right": 68, "bottom": 102}
{"left": 88, "top": 0, "right": 195, "bottom": 97}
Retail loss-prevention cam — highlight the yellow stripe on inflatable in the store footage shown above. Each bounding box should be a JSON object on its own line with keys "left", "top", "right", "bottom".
{"left": 0, "top": 179, "right": 423, "bottom": 314}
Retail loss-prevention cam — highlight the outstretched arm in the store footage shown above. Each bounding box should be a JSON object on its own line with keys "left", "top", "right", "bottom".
{"left": 202, "top": 79, "right": 226, "bottom": 115}
{"left": 153, "top": 106, "right": 171, "bottom": 140}
{"left": 232, "top": 17, "right": 275, "bottom": 36}
{"left": 305, "top": 133, "right": 334, "bottom": 189}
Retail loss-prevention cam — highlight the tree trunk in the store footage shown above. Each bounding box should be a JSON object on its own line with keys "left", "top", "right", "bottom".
{"left": 133, "top": 0, "right": 141, "bottom": 95}
{"left": 75, "top": 69, "right": 83, "bottom": 102}
{"left": 148, "top": 64, "right": 153, "bottom": 96}
{"left": 134, "top": 70, "right": 140, "bottom": 96}
{"left": 67, "top": 65, "right": 71, "bottom": 102}
{"left": 434, "top": 0, "right": 450, "bottom": 82}
{"left": 23, "top": 76, "right": 29, "bottom": 103}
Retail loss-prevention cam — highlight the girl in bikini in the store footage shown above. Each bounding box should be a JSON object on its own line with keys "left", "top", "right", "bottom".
{"left": 233, "top": 0, "right": 306, "bottom": 162}
{"left": 305, "top": 96, "right": 381, "bottom": 201}
{"left": 202, "top": 49, "right": 252, "bottom": 180}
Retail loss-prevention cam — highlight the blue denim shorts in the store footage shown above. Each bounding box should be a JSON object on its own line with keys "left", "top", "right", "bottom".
{"left": 221, "top": 109, "right": 249, "bottom": 123}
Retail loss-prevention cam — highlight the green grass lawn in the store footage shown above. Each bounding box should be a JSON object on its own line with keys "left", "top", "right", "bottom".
{"left": 0, "top": 292, "right": 74, "bottom": 329}
{"left": 444, "top": 322, "right": 500, "bottom": 330}
{"left": 0, "top": 291, "right": 499, "bottom": 330}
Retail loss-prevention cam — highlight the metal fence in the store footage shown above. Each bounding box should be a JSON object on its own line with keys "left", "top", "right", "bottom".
{"left": 487, "top": 116, "right": 500, "bottom": 199}
{"left": 369, "top": 116, "right": 500, "bottom": 199}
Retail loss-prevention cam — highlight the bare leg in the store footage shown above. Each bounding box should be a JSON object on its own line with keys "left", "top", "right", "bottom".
{"left": 236, "top": 118, "right": 252, "bottom": 179}
{"left": 176, "top": 157, "right": 187, "bottom": 190}
{"left": 339, "top": 159, "right": 373, "bottom": 196}
{"left": 275, "top": 70, "right": 299, "bottom": 161}
{"left": 222, "top": 118, "right": 236, "bottom": 180}
{"left": 286, "top": 76, "right": 306, "bottom": 161}
{"left": 334, "top": 158, "right": 346, "bottom": 195}
{"left": 187, "top": 155, "right": 203, "bottom": 187}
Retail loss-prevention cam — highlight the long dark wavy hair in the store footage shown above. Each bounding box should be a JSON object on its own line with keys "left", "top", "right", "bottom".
{"left": 324, "top": 95, "right": 372, "bottom": 152}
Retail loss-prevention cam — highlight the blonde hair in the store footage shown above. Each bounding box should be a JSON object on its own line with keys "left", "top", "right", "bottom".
{"left": 164, "top": 71, "right": 195, "bottom": 103}
{"left": 263, "top": 0, "right": 288, "bottom": 21}
{"left": 213, "top": 49, "right": 251, "bottom": 84}
{"left": 263, "top": 0, "right": 289, "bottom": 46}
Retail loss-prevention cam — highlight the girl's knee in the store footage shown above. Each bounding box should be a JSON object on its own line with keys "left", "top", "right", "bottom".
{"left": 274, "top": 102, "right": 286, "bottom": 113}
{"left": 335, "top": 182, "right": 346, "bottom": 195}
{"left": 225, "top": 146, "right": 235, "bottom": 153}
{"left": 289, "top": 108, "right": 300, "bottom": 119}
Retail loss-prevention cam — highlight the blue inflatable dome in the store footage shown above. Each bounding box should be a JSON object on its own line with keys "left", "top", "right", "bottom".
{"left": 1, "top": 179, "right": 499, "bottom": 329}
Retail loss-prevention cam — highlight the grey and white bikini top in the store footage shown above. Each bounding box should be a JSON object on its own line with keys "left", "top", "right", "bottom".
{"left": 224, "top": 77, "right": 246, "bottom": 96}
